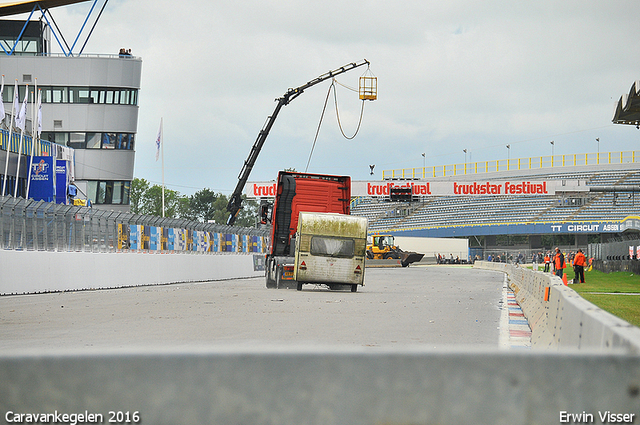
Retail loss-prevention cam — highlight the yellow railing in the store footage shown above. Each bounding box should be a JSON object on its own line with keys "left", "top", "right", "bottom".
{"left": 1, "top": 128, "right": 52, "bottom": 156}
{"left": 382, "top": 151, "right": 640, "bottom": 179}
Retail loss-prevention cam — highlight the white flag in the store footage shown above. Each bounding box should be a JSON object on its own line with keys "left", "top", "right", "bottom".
{"left": 12, "top": 80, "right": 19, "bottom": 128}
{"left": 15, "top": 84, "right": 28, "bottom": 131}
{"left": 37, "top": 89, "right": 42, "bottom": 137}
{"left": 0, "top": 75, "right": 5, "bottom": 124}
{"left": 155, "top": 118, "right": 162, "bottom": 161}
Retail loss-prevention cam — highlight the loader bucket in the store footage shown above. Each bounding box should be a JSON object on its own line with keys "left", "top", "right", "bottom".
{"left": 400, "top": 251, "right": 424, "bottom": 267}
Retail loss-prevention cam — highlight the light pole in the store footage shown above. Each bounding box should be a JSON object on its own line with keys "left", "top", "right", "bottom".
{"left": 506, "top": 145, "right": 510, "bottom": 169}
{"left": 596, "top": 138, "right": 600, "bottom": 163}
{"left": 463, "top": 149, "right": 467, "bottom": 164}
{"left": 550, "top": 140, "right": 555, "bottom": 166}
{"left": 421, "top": 152, "right": 425, "bottom": 177}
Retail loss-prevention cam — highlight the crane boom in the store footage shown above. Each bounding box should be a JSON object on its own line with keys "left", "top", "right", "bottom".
{"left": 226, "top": 59, "right": 370, "bottom": 225}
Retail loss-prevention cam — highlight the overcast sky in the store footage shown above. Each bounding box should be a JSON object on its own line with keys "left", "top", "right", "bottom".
{"left": 11, "top": 0, "right": 640, "bottom": 195}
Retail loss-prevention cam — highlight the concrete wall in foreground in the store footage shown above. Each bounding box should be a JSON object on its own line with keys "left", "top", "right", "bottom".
{"left": 474, "top": 261, "right": 640, "bottom": 353}
{"left": 0, "top": 251, "right": 264, "bottom": 295}
{"left": 1, "top": 348, "right": 639, "bottom": 425}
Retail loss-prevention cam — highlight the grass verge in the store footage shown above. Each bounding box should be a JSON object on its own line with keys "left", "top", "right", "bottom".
{"left": 562, "top": 267, "right": 640, "bottom": 327}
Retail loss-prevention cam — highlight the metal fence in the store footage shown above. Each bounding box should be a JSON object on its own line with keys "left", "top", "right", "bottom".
{"left": 589, "top": 237, "right": 640, "bottom": 261}
{"left": 0, "top": 196, "right": 270, "bottom": 253}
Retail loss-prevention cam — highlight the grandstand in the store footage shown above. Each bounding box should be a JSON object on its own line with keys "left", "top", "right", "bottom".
{"left": 350, "top": 151, "right": 640, "bottom": 254}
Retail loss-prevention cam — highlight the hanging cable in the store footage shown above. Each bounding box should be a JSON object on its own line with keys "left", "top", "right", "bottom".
{"left": 306, "top": 75, "right": 368, "bottom": 171}
{"left": 305, "top": 80, "right": 334, "bottom": 172}
{"left": 333, "top": 79, "right": 358, "bottom": 92}
{"left": 333, "top": 82, "right": 365, "bottom": 140}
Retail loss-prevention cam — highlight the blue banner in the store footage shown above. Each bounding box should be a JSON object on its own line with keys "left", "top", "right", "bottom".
{"left": 56, "top": 160, "right": 68, "bottom": 204}
{"left": 28, "top": 156, "right": 55, "bottom": 202}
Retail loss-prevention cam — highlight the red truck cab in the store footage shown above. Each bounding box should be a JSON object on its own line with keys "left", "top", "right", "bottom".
{"left": 264, "top": 171, "right": 351, "bottom": 289}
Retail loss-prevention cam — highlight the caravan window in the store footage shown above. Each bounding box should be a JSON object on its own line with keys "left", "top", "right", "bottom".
{"left": 310, "top": 237, "right": 354, "bottom": 258}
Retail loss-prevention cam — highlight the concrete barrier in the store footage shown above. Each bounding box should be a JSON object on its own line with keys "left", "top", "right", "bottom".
{"left": 474, "top": 261, "right": 640, "bottom": 353}
{"left": 0, "top": 251, "right": 264, "bottom": 295}
{"left": 1, "top": 347, "right": 638, "bottom": 425}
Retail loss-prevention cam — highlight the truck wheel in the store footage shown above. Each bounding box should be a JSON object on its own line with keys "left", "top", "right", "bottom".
{"left": 266, "top": 266, "right": 277, "bottom": 288}
{"left": 366, "top": 250, "right": 374, "bottom": 259}
{"left": 351, "top": 284, "right": 358, "bottom": 292}
{"left": 266, "top": 259, "right": 277, "bottom": 288}
{"left": 297, "top": 282, "right": 303, "bottom": 291}
{"left": 266, "top": 274, "right": 277, "bottom": 288}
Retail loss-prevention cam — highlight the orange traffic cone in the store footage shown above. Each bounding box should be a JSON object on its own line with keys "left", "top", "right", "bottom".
{"left": 562, "top": 273, "right": 568, "bottom": 286}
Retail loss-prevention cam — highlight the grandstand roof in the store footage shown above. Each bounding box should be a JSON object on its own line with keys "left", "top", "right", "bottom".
{"left": 0, "top": 0, "right": 88, "bottom": 17}
{"left": 613, "top": 80, "right": 640, "bottom": 126}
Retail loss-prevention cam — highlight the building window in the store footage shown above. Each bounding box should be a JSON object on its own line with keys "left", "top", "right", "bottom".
{"left": 86, "top": 132, "right": 101, "bottom": 149}
{"left": 5, "top": 85, "right": 138, "bottom": 106}
{"left": 87, "top": 180, "right": 131, "bottom": 205}
{"left": 69, "top": 132, "right": 85, "bottom": 149}
{"left": 40, "top": 132, "right": 135, "bottom": 150}
{"left": 102, "top": 133, "right": 116, "bottom": 149}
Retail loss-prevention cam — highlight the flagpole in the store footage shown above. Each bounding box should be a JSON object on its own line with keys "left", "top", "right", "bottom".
{"left": 14, "top": 126, "right": 25, "bottom": 197}
{"left": 2, "top": 79, "right": 16, "bottom": 197}
{"left": 26, "top": 81, "right": 38, "bottom": 199}
{"left": 161, "top": 117, "right": 165, "bottom": 217}
{"left": 14, "top": 84, "right": 28, "bottom": 197}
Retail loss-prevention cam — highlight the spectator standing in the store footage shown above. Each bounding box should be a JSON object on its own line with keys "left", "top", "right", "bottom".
{"left": 554, "top": 247, "right": 565, "bottom": 278}
{"left": 544, "top": 252, "right": 551, "bottom": 273}
{"left": 573, "top": 249, "right": 587, "bottom": 283}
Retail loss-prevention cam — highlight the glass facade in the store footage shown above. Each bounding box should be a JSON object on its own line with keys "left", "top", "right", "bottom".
{"left": 86, "top": 180, "right": 131, "bottom": 205}
{"left": 41, "top": 132, "right": 135, "bottom": 150}
{"left": 0, "top": 20, "right": 47, "bottom": 56}
{"left": 2, "top": 85, "right": 138, "bottom": 106}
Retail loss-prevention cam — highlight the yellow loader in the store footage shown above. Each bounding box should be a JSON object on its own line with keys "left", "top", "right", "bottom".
{"left": 366, "top": 234, "right": 424, "bottom": 267}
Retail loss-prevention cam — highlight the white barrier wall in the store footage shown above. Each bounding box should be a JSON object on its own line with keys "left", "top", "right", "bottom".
{"left": 0, "top": 251, "right": 263, "bottom": 295}
{"left": 1, "top": 348, "right": 639, "bottom": 425}
{"left": 475, "top": 261, "right": 640, "bottom": 353}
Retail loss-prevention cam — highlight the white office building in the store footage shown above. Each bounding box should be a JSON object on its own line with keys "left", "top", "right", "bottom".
{"left": 0, "top": 2, "right": 141, "bottom": 212}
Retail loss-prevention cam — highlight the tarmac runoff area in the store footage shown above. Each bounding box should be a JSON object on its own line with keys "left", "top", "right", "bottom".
{"left": 0, "top": 266, "right": 530, "bottom": 352}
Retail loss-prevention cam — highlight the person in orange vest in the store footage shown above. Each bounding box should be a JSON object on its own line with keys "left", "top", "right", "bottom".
{"left": 573, "top": 249, "right": 587, "bottom": 283}
{"left": 543, "top": 252, "right": 551, "bottom": 272}
{"left": 554, "top": 247, "right": 565, "bottom": 278}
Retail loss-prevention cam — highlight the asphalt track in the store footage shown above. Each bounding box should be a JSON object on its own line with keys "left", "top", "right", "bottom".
{"left": 0, "top": 266, "right": 506, "bottom": 352}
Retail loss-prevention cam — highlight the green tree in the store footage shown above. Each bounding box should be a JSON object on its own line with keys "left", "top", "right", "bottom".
{"left": 234, "top": 195, "right": 259, "bottom": 227}
{"left": 188, "top": 188, "right": 219, "bottom": 222}
{"left": 131, "top": 177, "right": 182, "bottom": 218}
{"left": 129, "top": 178, "right": 259, "bottom": 227}
{"left": 130, "top": 178, "right": 150, "bottom": 214}
{"left": 186, "top": 189, "right": 257, "bottom": 226}
{"left": 176, "top": 196, "right": 192, "bottom": 221}
{"left": 143, "top": 184, "right": 182, "bottom": 218}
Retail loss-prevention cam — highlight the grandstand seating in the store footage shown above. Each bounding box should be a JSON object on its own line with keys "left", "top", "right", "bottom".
{"left": 351, "top": 168, "right": 640, "bottom": 233}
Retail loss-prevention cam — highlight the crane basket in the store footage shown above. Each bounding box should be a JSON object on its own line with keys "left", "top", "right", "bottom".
{"left": 359, "top": 70, "right": 377, "bottom": 101}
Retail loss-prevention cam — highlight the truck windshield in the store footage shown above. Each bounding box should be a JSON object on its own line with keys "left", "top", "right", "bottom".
{"left": 310, "top": 237, "right": 355, "bottom": 258}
